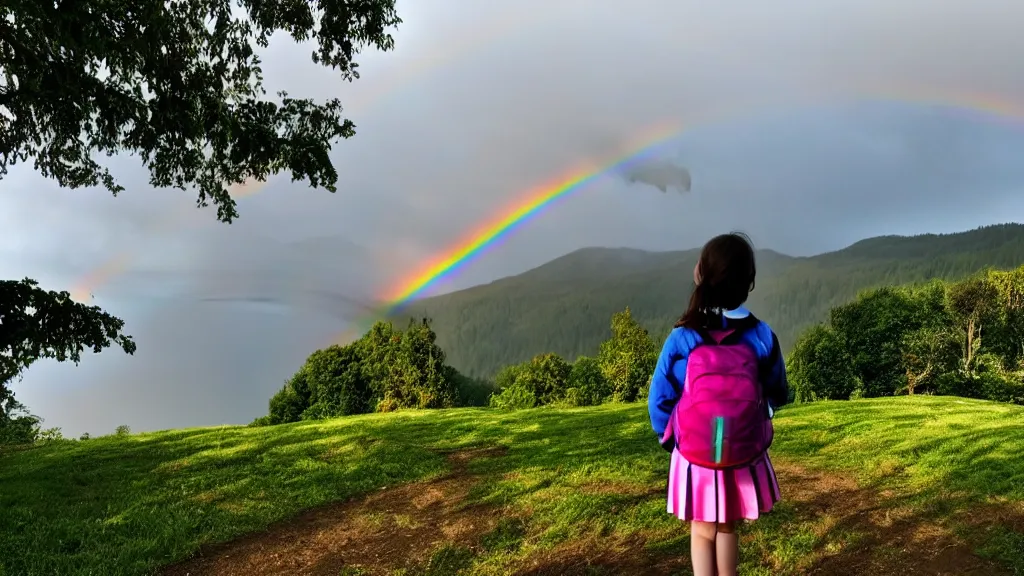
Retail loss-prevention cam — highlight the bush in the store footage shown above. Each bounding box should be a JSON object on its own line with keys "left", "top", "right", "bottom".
{"left": 564, "top": 355, "right": 611, "bottom": 406}
{"left": 516, "top": 353, "right": 572, "bottom": 405}
{"left": 977, "top": 372, "right": 1024, "bottom": 404}
{"left": 267, "top": 380, "right": 308, "bottom": 424}
{"left": 489, "top": 383, "right": 537, "bottom": 411}
{"left": 115, "top": 425, "right": 131, "bottom": 437}
{"left": 302, "top": 344, "right": 373, "bottom": 418}
{"left": 788, "top": 324, "right": 859, "bottom": 402}
{"left": 37, "top": 427, "right": 64, "bottom": 443}
{"left": 0, "top": 413, "right": 40, "bottom": 445}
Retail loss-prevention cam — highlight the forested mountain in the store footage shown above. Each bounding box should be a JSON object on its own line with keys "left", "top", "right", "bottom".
{"left": 391, "top": 224, "right": 1024, "bottom": 377}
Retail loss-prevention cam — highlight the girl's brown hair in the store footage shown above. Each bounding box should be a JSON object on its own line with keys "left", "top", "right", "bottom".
{"left": 674, "top": 232, "right": 757, "bottom": 330}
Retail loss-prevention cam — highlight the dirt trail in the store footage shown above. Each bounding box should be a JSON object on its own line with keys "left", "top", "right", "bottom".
{"left": 159, "top": 455, "right": 1014, "bottom": 576}
{"left": 782, "top": 464, "right": 1009, "bottom": 576}
{"left": 160, "top": 447, "right": 506, "bottom": 576}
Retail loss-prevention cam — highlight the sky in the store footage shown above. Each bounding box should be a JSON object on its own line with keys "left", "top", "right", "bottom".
{"left": 4, "top": 0, "right": 1024, "bottom": 436}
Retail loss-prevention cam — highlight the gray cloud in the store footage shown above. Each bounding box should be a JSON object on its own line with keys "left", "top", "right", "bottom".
{"left": 6, "top": 0, "right": 1024, "bottom": 435}
{"left": 620, "top": 159, "right": 692, "bottom": 194}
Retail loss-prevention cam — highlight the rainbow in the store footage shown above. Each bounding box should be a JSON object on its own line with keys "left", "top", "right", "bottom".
{"left": 382, "top": 122, "right": 683, "bottom": 310}
{"left": 334, "top": 90, "right": 1024, "bottom": 343}
{"left": 328, "top": 120, "right": 686, "bottom": 344}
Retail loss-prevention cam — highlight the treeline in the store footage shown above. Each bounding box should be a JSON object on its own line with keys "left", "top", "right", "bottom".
{"left": 265, "top": 265, "right": 1024, "bottom": 426}
{"left": 393, "top": 224, "right": 1024, "bottom": 378}
{"left": 789, "top": 265, "right": 1024, "bottom": 404}
{"left": 252, "top": 319, "right": 490, "bottom": 425}
{"left": 488, "top": 308, "right": 657, "bottom": 410}
{"left": 256, "top": 308, "right": 660, "bottom": 424}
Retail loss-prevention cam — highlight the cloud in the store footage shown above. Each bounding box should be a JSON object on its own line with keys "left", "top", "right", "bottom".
{"left": 620, "top": 159, "right": 692, "bottom": 194}
{"left": 6, "top": 0, "right": 1024, "bottom": 435}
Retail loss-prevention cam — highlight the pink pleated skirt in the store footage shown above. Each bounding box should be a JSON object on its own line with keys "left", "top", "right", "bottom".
{"left": 667, "top": 449, "right": 781, "bottom": 523}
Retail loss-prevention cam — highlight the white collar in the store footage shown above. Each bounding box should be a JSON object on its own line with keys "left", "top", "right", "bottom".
{"left": 721, "top": 306, "right": 750, "bottom": 319}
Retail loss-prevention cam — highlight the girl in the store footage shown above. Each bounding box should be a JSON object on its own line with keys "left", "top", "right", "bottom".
{"left": 647, "top": 233, "right": 789, "bottom": 576}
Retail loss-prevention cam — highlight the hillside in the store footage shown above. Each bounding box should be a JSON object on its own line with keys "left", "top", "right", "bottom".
{"left": 2, "top": 398, "right": 1022, "bottom": 575}
{"left": 393, "top": 223, "right": 1024, "bottom": 377}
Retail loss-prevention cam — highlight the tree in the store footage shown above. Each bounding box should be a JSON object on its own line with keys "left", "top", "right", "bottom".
{"left": 946, "top": 275, "right": 1000, "bottom": 374}
{"left": 301, "top": 344, "right": 372, "bottom": 419}
{"left": 1, "top": 0, "right": 401, "bottom": 221}
{"left": 515, "top": 352, "right": 572, "bottom": 405}
{"left": 597, "top": 307, "right": 658, "bottom": 402}
{"left": 900, "top": 326, "right": 958, "bottom": 396}
{"left": 787, "top": 324, "right": 859, "bottom": 401}
{"left": 0, "top": 0, "right": 400, "bottom": 413}
{"left": 389, "top": 319, "right": 460, "bottom": 410}
{"left": 1, "top": 279, "right": 135, "bottom": 436}
{"left": 828, "top": 287, "right": 924, "bottom": 397}
{"left": 565, "top": 355, "right": 611, "bottom": 407}
{"left": 486, "top": 354, "right": 573, "bottom": 411}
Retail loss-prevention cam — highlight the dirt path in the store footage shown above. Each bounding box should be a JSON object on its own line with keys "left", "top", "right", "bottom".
{"left": 781, "top": 464, "right": 1008, "bottom": 576}
{"left": 160, "top": 447, "right": 506, "bottom": 576}
{"left": 159, "top": 454, "right": 1014, "bottom": 576}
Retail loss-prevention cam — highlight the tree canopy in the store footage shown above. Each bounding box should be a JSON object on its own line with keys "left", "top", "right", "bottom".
{"left": 0, "top": 0, "right": 401, "bottom": 441}
{"left": 1, "top": 0, "right": 401, "bottom": 221}
{"left": 790, "top": 268, "right": 1024, "bottom": 404}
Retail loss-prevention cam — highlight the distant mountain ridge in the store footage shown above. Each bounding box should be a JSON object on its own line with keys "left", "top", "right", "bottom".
{"left": 389, "top": 223, "right": 1024, "bottom": 378}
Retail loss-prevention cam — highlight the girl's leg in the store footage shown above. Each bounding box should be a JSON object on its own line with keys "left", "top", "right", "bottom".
{"left": 690, "top": 521, "right": 718, "bottom": 576}
{"left": 715, "top": 521, "right": 739, "bottom": 576}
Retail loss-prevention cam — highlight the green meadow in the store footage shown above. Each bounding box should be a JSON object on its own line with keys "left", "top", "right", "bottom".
{"left": 2, "top": 396, "right": 1024, "bottom": 575}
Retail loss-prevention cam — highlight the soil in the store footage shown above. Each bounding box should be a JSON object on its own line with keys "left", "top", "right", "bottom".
{"left": 159, "top": 454, "right": 1017, "bottom": 576}
{"left": 159, "top": 447, "right": 507, "bottom": 576}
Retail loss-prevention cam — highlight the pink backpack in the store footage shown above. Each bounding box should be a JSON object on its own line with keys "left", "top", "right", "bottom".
{"left": 661, "top": 328, "right": 774, "bottom": 469}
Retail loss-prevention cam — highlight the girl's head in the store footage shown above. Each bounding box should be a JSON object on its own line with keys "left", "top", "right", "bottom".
{"left": 676, "top": 233, "right": 757, "bottom": 329}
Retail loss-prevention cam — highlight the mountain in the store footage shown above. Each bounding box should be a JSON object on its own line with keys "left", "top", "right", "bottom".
{"left": 390, "top": 223, "right": 1024, "bottom": 378}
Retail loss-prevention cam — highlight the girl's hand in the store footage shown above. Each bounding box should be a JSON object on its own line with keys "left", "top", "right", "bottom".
{"left": 660, "top": 435, "right": 675, "bottom": 453}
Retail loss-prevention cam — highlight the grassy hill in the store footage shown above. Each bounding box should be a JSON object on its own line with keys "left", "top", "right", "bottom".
{"left": 393, "top": 224, "right": 1024, "bottom": 377}
{"left": 2, "top": 397, "right": 1023, "bottom": 575}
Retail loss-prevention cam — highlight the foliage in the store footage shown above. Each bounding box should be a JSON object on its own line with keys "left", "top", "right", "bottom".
{"left": 36, "top": 427, "right": 64, "bottom": 443}
{"left": 597, "top": 307, "right": 658, "bottom": 402}
{"left": 298, "top": 344, "right": 373, "bottom": 419}
{"left": 0, "top": 397, "right": 39, "bottom": 445}
{"left": 794, "top": 266, "right": 1024, "bottom": 405}
{"left": 0, "top": 0, "right": 401, "bottom": 222}
{"left": 488, "top": 382, "right": 537, "bottom": 411}
{"left": 788, "top": 324, "right": 859, "bottom": 402}
{"left": 487, "top": 353, "right": 573, "bottom": 411}
{"left": 564, "top": 355, "right": 611, "bottom": 407}
{"left": 900, "top": 325, "right": 958, "bottom": 395}
{"left": 259, "top": 319, "right": 463, "bottom": 424}
{"left": 452, "top": 374, "right": 497, "bottom": 407}
{"left": 514, "top": 353, "right": 572, "bottom": 405}
{"left": 0, "top": 279, "right": 136, "bottom": 444}
{"left": 393, "top": 224, "right": 1024, "bottom": 378}
{"left": 3, "top": 398, "right": 1024, "bottom": 575}
{"left": 0, "top": 0, "right": 401, "bottom": 437}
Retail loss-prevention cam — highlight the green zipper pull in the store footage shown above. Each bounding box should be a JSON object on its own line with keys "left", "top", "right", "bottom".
{"left": 714, "top": 416, "right": 724, "bottom": 464}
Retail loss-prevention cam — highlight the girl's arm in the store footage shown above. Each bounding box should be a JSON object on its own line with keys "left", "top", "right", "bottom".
{"left": 760, "top": 330, "right": 790, "bottom": 409}
{"left": 648, "top": 329, "right": 686, "bottom": 439}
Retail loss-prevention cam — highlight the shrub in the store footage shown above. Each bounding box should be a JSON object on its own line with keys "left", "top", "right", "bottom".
{"left": 489, "top": 383, "right": 537, "bottom": 411}
{"left": 37, "top": 427, "right": 64, "bottom": 443}
{"left": 565, "top": 355, "right": 611, "bottom": 406}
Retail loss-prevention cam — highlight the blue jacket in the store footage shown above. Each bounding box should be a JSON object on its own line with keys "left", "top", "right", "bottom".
{"left": 647, "top": 307, "right": 789, "bottom": 438}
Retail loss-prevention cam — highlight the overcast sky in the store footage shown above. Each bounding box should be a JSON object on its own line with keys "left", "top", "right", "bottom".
{"left": 4, "top": 0, "right": 1024, "bottom": 436}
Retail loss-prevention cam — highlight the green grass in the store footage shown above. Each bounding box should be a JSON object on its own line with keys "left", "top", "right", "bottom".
{"left": 2, "top": 397, "right": 1024, "bottom": 575}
